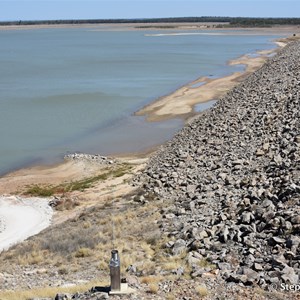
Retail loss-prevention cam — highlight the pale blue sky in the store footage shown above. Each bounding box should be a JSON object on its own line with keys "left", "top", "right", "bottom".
{"left": 0, "top": 0, "right": 298, "bottom": 21}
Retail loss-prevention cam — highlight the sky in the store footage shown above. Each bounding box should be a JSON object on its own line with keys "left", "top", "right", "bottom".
{"left": 0, "top": 0, "right": 299, "bottom": 22}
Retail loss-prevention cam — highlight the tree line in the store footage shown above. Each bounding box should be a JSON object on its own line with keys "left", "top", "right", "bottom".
{"left": 1, "top": 17, "right": 300, "bottom": 27}
{"left": 229, "top": 17, "right": 300, "bottom": 27}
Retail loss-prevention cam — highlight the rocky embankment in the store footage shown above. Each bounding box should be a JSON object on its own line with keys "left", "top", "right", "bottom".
{"left": 138, "top": 41, "right": 300, "bottom": 288}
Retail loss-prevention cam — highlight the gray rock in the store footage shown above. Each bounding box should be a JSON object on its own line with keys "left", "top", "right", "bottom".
{"left": 256, "top": 149, "right": 265, "bottom": 156}
{"left": 55, "top": 294, "right": 72, "bottom": 300}
{"left": 94, "top": 293, "right": 109, "bottom": 300}
{"left": 172, "top": 239, "right": 187, "bottom": 255}
{"left": 241, "top": 267, "right": 259, "bottom": 283}
{"left": 291, "top": 215, "right": 300, "bottom": 224}
{"left": 281, "top": 265, "right": 299, "bottom": 284}
{"left": 217, "top": 262, "right": 232, "bottom": 271}
{"left": 175, "top": 266, "right": 185, "bottom": 276}
{"left": 219, "top": 226, "right": 230, "bottom": 243}
{"left": 262, "top": 211, "right": 275, "bottom": 222}
{"left": 270, "top": 236, "right": 286, "bottom": 245}
{"left": 187, "top": 252, "right": 202, "bottom": 267}
{"left": 241, "top": 212, "right": 254, "bottom": 224}
{"left": 254, "top": 263, "right": 264, "bottom": 271}
{"left": 126, "top": 264, "right": 137, "bottom": 274}
{"left": 272, "top": 255, "right": 287, "bottom": 266}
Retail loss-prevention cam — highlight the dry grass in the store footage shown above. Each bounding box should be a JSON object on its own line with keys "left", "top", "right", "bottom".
{"left": 57, "top": 265, "right": 69, "bottom": 275}
{"left": 165, "top": 295, "right": 176, "bottom": 300}
{"left": 24, "top": 163, "right": 133, "bottom": 197}
{"left": 98, "top": 259, "right": 110, "bottom": 272}
{"left": 0, "top": 280, "right": 107, "bottom": 300}
{"left": 141, "top": 273, "right": 163, "bottom": 295}
{"left": 75, "top": 247, "right": 93, "bottom": 258}
{"left": 141, "top": 275, "right": 162, "bottom": 284}
{"left": 148, "top": 283, "right": 159, "bottom": 294}
{"left": 163, "top": 262, "right": 180, "bottom": 271}
{"left": 197, "top": 258, "right": 216, "bottom": 269}
{"left": 55, "top": 197, "right": 80, "bottom": 211}
{"left": 17, "top": 249, "right": 48, "bottom": 265}
{"left": 196, "top": 285, "right": 209, "bottom": 298}
{"left": 155, "top": 249, "right": 190, "bottom": 274}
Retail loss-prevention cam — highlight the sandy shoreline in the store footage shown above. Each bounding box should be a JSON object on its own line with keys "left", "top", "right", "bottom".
{"left": 0, "top": 22, "right": 299, "bottom": 33}
{"left": 135, "top": 40, "right": 289, "bottom": 121}
{"left": 0, "top": 22, "right": 224, "bottom": 31}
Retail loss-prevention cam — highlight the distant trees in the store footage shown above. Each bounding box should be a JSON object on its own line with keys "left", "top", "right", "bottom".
{"left": 230, "top": 17, "right": 300, "bottom": 27}
{"left": 1, "top": 17, "right": 300, "bottom": 27}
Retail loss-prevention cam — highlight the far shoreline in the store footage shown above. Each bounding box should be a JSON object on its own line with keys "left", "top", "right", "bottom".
{"left": 0, "top": 22, "right": 299, "bottom": 33}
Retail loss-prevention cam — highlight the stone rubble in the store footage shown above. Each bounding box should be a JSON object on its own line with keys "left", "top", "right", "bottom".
{"left": 64, "top": 153, "right": 116, "bottom": 165}
{"left": 135, "top": 40, "right": 300, "bottom": 288}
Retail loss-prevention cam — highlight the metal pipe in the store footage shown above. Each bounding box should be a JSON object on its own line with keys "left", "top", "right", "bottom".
{"left": 110, "top": 249, "right": 121, "bottom": 291}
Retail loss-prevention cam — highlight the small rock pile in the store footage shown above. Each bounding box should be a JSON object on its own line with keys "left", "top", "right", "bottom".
{"left": 64, "top": 153, "right": 116, "bottom": 165}
{"left": 137, "top": 41, "right": 300, "bottom": 288}
{"left": 54, "top": 291, "right": 109, "bottom": 300}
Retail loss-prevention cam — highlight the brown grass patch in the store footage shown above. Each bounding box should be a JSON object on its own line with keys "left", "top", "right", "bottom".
{"left": 196, "top": 285, "right": 209, "bottom": 298}
{"left": 24, "top": 163, "right": 133, "bottom": 197}
{"left": 0, "top": 280, "right": 107, "bottom": 300}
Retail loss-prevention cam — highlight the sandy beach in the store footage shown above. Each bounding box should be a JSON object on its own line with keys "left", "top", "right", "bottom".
{"left": 0, "top": 27, "right": 298, "bottom": 253}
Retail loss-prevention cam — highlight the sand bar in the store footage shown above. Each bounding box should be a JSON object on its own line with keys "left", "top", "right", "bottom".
{"left": 135, "top": 38, "right": 295, "bottom": 122}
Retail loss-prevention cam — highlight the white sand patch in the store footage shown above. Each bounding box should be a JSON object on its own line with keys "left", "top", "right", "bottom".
{"left": 0, "top": 195, "right": 53, "bottom": 252}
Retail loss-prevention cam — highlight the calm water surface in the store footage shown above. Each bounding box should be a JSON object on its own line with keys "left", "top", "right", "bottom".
{"left": 0, "top": 28, "right": 280, "bottom": 174}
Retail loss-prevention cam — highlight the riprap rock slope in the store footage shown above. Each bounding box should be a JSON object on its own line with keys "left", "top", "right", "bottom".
{"left": 140, "top": 41, "right": 300, "bottom": 287}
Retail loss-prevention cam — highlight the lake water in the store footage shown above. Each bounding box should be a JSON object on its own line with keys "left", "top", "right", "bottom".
{"left": 0, "top": 27, "right": 280, "bottom": 175}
